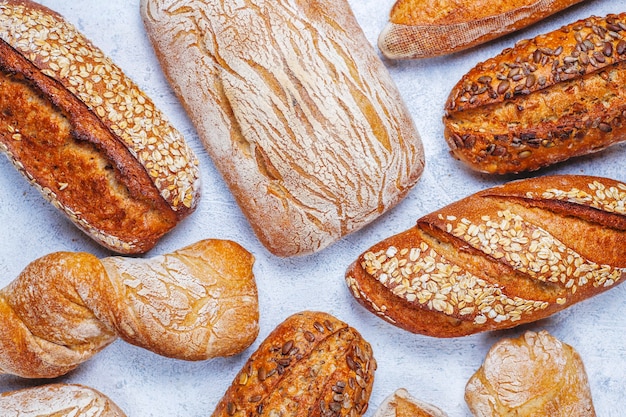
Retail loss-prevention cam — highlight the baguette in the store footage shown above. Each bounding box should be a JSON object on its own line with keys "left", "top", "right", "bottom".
{"left": 373, "top": 389, "right": 448, "bottom": 417}
{"left": 379, "top": 0, "right": 585, "bottom": 60}
{"left": 0, "top": 0, "right": 201, "bottom": 254}
{"left": 211, "top": 311, "right": 376, "bottom": 417}
{"left": 444, "top": 13, "right": 626, "bottom": 174}
{"left": 0, "top": 383, "right": 127, "bottom": 417}
{"left": 346, "top": 175, "right": 626, "bottom": 337}
{"left": 0, "top": 239, "right": 259, "bottom": 379}
{"left": 465, "top": 331, "right": 595, "bottom": 416}
{"left": 141, "top": 0, "right": 425, "bottom": 257}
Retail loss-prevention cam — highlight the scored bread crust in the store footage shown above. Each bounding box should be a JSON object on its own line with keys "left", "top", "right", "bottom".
{"left": 0, "top": 0, "right": 201, "bottom": 253}
{"left": 379, "top": 0, "right": 585, "bottom": 59}
{"left": 141, "top": 0, "right": 425, "bottom": 257}
{"left": 346, "top": 175, "right": 626, "bottom": 337}
{"left": 444, "top": 13, "right": 626, "bottom": 174}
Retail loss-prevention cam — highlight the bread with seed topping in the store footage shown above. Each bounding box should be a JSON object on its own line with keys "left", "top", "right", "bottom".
{"left": 379, "top": 0, "right": 585, "bottom": 60}
{"left": 346, "top": 175, "right": 626, "bottom": 337}
{"left": 211, "top": 311, "right": 376, "bottom": 417}
{"left": 0, "top": 0, "right": 200, "bottom": 253}
{"left": 444, "top": 13, "right": 626, "bottom": 174}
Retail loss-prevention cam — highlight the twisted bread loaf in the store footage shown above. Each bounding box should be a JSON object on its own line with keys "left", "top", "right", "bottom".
{"left": 346, "top": 175, "right": 626, "bottom": 337}
{"left": 0, "top": 383, "right": 127, "bottom": 416}
{"left": 0, "top": 240, "right": 259, "bottom": 378}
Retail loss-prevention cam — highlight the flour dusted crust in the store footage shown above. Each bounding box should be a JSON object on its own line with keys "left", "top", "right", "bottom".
{"left": 0, "top": 384, "right": 127, "bottom": 416}
{"left": 346, "top": 175, "right": 626, "bottom": 337}
{"left": 141, "top": 0, "right": 425, "bottom": 257}
{"left": 0, "top": 0, "right": 201, "bottom": 253}
{"left": 373, "top": 388, "right": 448, "bottom": 417}
{"left": 465, "top": 331, "right": 596, "bottom": 416}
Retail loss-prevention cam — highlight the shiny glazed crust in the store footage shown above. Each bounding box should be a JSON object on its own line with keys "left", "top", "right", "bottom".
{"left": 0, "top": 0, "right": 201, "bottom": 253}
{"left": 212, "top": 311, "right": 376, "bottom": 417}
{"left": 346, "top": 175, "right": 626, "bottom": 337}
{"left": 444, "top": 13, "right": 626, "bottom": 174}
{"left": 141, "top": 0, "right": 425, "bottom": 257}
{"left": 379, "top": 0, "right": 584, "bottom": 59}
{"left": 0, "top": 240, "right": 259, "bottom": 378}
{"left": 465, "top": 331, "right": 596, "bottom": 416}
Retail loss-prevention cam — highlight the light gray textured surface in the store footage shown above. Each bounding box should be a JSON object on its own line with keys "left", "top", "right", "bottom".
{"left": 0, "top": 0, "right": 624, "bottom": 416}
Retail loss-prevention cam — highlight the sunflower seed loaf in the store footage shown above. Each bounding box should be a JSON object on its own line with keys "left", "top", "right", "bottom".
{"left": 346, "top": 175, "right": 626, "bottom": 337}
{"left": 0, "top": 0, "right": 201, "bottom": 253}
{"left": 141, "top": 0, "right": 425, "bottom": 257}
{"left": 444, "top": 13, "right": 626, "bottom": 174}
{"left": 211, "top": 311, "right": 376, "bottom": 417}
{"left": 379, "top": 0, "right": 584, "bottom": 60}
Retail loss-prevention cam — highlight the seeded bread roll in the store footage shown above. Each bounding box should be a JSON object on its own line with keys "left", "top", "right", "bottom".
{"left": 141, "top": 0, "right": 425, "bottom": 257}
{"left": 444, "top": 13, "right": 626, "bottom": 174}
{"left": 211, "top": 311, "right": 376, "bottom": 417}
{"left": 379, "top": 0, "right": 585, "bottom": 60}
{"left": 373, "top": 389, "right": 448, "bottom": 417}
{"left": 346, "top": 175, "right": 626, "bottom": 337}
{"left": 0, "top": 0, "right": 200, "bottom": 254}
{"left": 0, "top": 383, "right": 127, "bottom": 417}
{"left": 465, "top": 331, "right": 596, "bottom": 416}
{"left": 0, "top": 239, "right": 259, "bottom": 378}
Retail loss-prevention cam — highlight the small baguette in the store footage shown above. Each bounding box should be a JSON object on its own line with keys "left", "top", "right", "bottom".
{"left": 0, "top": 384, "right": 127, "bottom": 417}
{"left": 0, "top": 239, "right": 258, "bottom": 378}
{"left": 141, "top": 0, "right": 425, "bottom": 257}
{"left": 0, "top": 0, "right": 201, "bottom": 253}
{"left": 465, "top": 331, "right": 596, "bottom": 416}
{"left": 211, "top": 311, "right": 376, "bottom": 417}
{"left": 444, "top": 13, "right": 626, "bottom": 174}
{"left": 379, "top": 0, "right": 585, "bottom": 60}
{"left": 346, "top": 175, "right": 626, "bottom": 337}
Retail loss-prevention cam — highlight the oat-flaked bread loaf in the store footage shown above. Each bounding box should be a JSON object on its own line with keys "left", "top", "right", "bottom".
{"left": 0, "top": 384, "right": 127, "bottom": 417}
{"left": 379, "top": 0, "right": 585, "bottom": 59}
{"left": 211, "top": 311, "right": 376, "bottom": 417}
{"left": 466, "top": 331, "right": 596, "bottom": 416}
{"left": 141, "top": 0, "right": 425, "bottom": 257}
{"left": 346, "top": 175, "right": 626, "bottom": 337}
{"left": 0, "top": 239, "right": 259, "bottom": 379}
{"left": 0, "top": 0, "right": 201, "bottom": 254}
{"left": 444, "top": 13, "right": 626, "bottom": 174}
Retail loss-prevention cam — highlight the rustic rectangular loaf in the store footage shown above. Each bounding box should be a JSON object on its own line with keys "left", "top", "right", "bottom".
{"left": 141, "top": 0, "right": 425, "bottom": 257}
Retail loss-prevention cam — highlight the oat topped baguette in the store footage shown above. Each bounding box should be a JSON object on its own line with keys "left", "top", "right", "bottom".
{"left": 141, "top": 0, "right": 425, "bottom": 257}
{"left": 346, "top": 175, "right": 626, "bottom": 337}
{"left": 0, "top": 0, "right": 201, "bottom": 254}
{"left": 379, "top": 0, "right": 585, "bottom": 60}
{"left": 444, "top": 13, "right": 626, "bottom": 174}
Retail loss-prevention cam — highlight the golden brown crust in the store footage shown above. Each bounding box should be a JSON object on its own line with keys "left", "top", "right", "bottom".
{"left": 379, "top": 0, "right": 584, "bottom": 59}
{"left": 465, "top": 331, "right": 596, "bottom": 416}
{"left": 0, "top": 383, "right": 127, "bottom": 416}
{"left": 212, "top": 311, "right": 376, "bottom": 417}
{"left": 373, "top": 389, "right": 448, "bottom": 417}
{"left": 0, "top": 240, "right": 259, "bottom": 379}
{"left": 0, "top": 0, "right": 201, "bottom": 253}
{"left": 346, "top": 175, "right": 626, "bottom": 337}
{"left": 444, "top": 13, "right": 626, "bottom": 174}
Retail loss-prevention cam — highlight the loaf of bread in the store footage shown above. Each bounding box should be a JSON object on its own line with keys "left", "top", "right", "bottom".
{"left": 0, "top": 383, "right": 127, "bottom": 416}
{"left": 0, "top": 0, "right": 201, "bottom": 254}
{"left": 444, "top": 13, "right": 626, "bottom": 174}
{"left": 379, "top": 0, "right": 585, "bottom": 60}
{"left": 346, "top": 175, "right": 626, "bottom": 337}
{"left": 373, "top": 389, "right": 448, "bottom": 417}
{"left": 211, "top": 311, "right": 376, "bottom": 417}
{"left": 141, "top": 0, "right": 425, "bottom": 257}
{"left": 465, "top": 330, "right": 596, "bottom": 416}
{"left": 0, "top": 239, "right": 259, "bottom": 378}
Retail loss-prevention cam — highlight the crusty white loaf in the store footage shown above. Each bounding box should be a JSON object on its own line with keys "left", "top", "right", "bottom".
{"left": 0, "top": 0, "right": 201, "bottom": 254}
{"left": 141, "top": 0, "right": 425, "bottom": 257}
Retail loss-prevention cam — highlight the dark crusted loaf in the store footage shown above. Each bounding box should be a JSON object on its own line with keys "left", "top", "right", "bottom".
{"left": 346, "top": 175, "right": 626, "bottom": 337}
{"left": 444, "top": 13, "right": 626, "bottom": 174}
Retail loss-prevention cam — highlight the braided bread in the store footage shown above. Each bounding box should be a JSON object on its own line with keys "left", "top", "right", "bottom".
{"left": 0, "top": 239, "right": 259, "bottom": 378}
{"left": 0, "top": 383, "right": 126, "bottom": 416}
{"left": 346, "top": 175, "right": 626, "bottom": 337}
